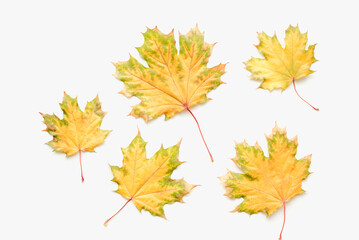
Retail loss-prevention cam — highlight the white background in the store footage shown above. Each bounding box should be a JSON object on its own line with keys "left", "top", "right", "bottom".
{"left": 1, "top": 0, "right": 358, "bottom": 239}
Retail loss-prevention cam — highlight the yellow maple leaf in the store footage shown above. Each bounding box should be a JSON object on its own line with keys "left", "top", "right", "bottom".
{"left": 104, "top": 131, "right": 196, "bottom": 225}
{"left": 219, "top": 124, "right": 311, "bottom": 240}
{"left": 41, "top": 93, "right": 110, "bottom": 182}
{"left": 245, "top": 25, "right": 319, "bottom": 110}
{"left": 114, "top": 25, "right": 226, "bottom": 161}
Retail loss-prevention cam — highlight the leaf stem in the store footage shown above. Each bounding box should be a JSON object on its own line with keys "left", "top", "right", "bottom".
{"left": 186, "top": 107, "right": 214, "bottom": 162}
{"left": 279, "top": 201, "right": 286, "bottom": 240}
{"left": 79, "top": 149, "right": 84, "bottom": 182}
{"left": 104, "top": 198, "right": 132, "bottom": 226}
{"left": 292, "top": 78, "right": 319, "bottom": 111}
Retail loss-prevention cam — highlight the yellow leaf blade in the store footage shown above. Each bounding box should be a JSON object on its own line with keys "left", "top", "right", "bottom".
{"left": 220, "top": 124, "right": 311, "bottom": 216}
{"left": 111, "top": 133, "right": 195, "bottom": 218}
{"left": 245, "top": 25, "right": 316, "bottom": 91}
{"left": 114, "top": 26, "right": 225, "bottom": 121}
{"left": 42, "top": 93, "right": 110, "bottom": 156}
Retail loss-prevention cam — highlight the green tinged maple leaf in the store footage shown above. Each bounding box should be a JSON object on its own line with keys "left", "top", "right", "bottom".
{"left": 113, "top": 25, "right": 226, "bottom": 161}
{"left": 41, "top": 93, "right": 110, "bottom": 181}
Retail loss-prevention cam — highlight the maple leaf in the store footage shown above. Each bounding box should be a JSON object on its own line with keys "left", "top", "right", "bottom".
{"left": 219, "top": 124, "right": 311, "bottom": 240}
{"left": 104, "top": 131, "right": 196, "bottom": 225}
{"left": 40, "top": 93, "right": 110, "bottom": 182}
{"left": 245, "top": 25, "right": 319, "bottom": 110}
{"left": 113, "top": 25, "right": 226, "bottom": 161}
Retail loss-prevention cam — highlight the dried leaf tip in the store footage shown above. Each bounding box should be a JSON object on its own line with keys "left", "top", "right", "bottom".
{"left": 136, "top": 127, "right": 141, "bottom": 136}
{"left": 254, "top": 141, "right": 262, "bottom": 150}
{"left": 176, "top": 138, "right": 183, "bottom": 147}
{"left": 265, "top": 123, "right": 287, "bottom": 140}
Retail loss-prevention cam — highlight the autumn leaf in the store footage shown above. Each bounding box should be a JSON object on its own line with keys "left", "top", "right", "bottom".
{"left": 104, "top": 131, "right": 196, "bottom": 225}
{"left": 40, "top": 93, "right": 110, "bottom": 182}
{"left": 113, "top": 25, "right": 226, "bottom": 161}
{"left": 245, "top": 25, "right": 319, "bottom": 110}
{"left": 219, "top": 124, "right": 311, "bottom": 240}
